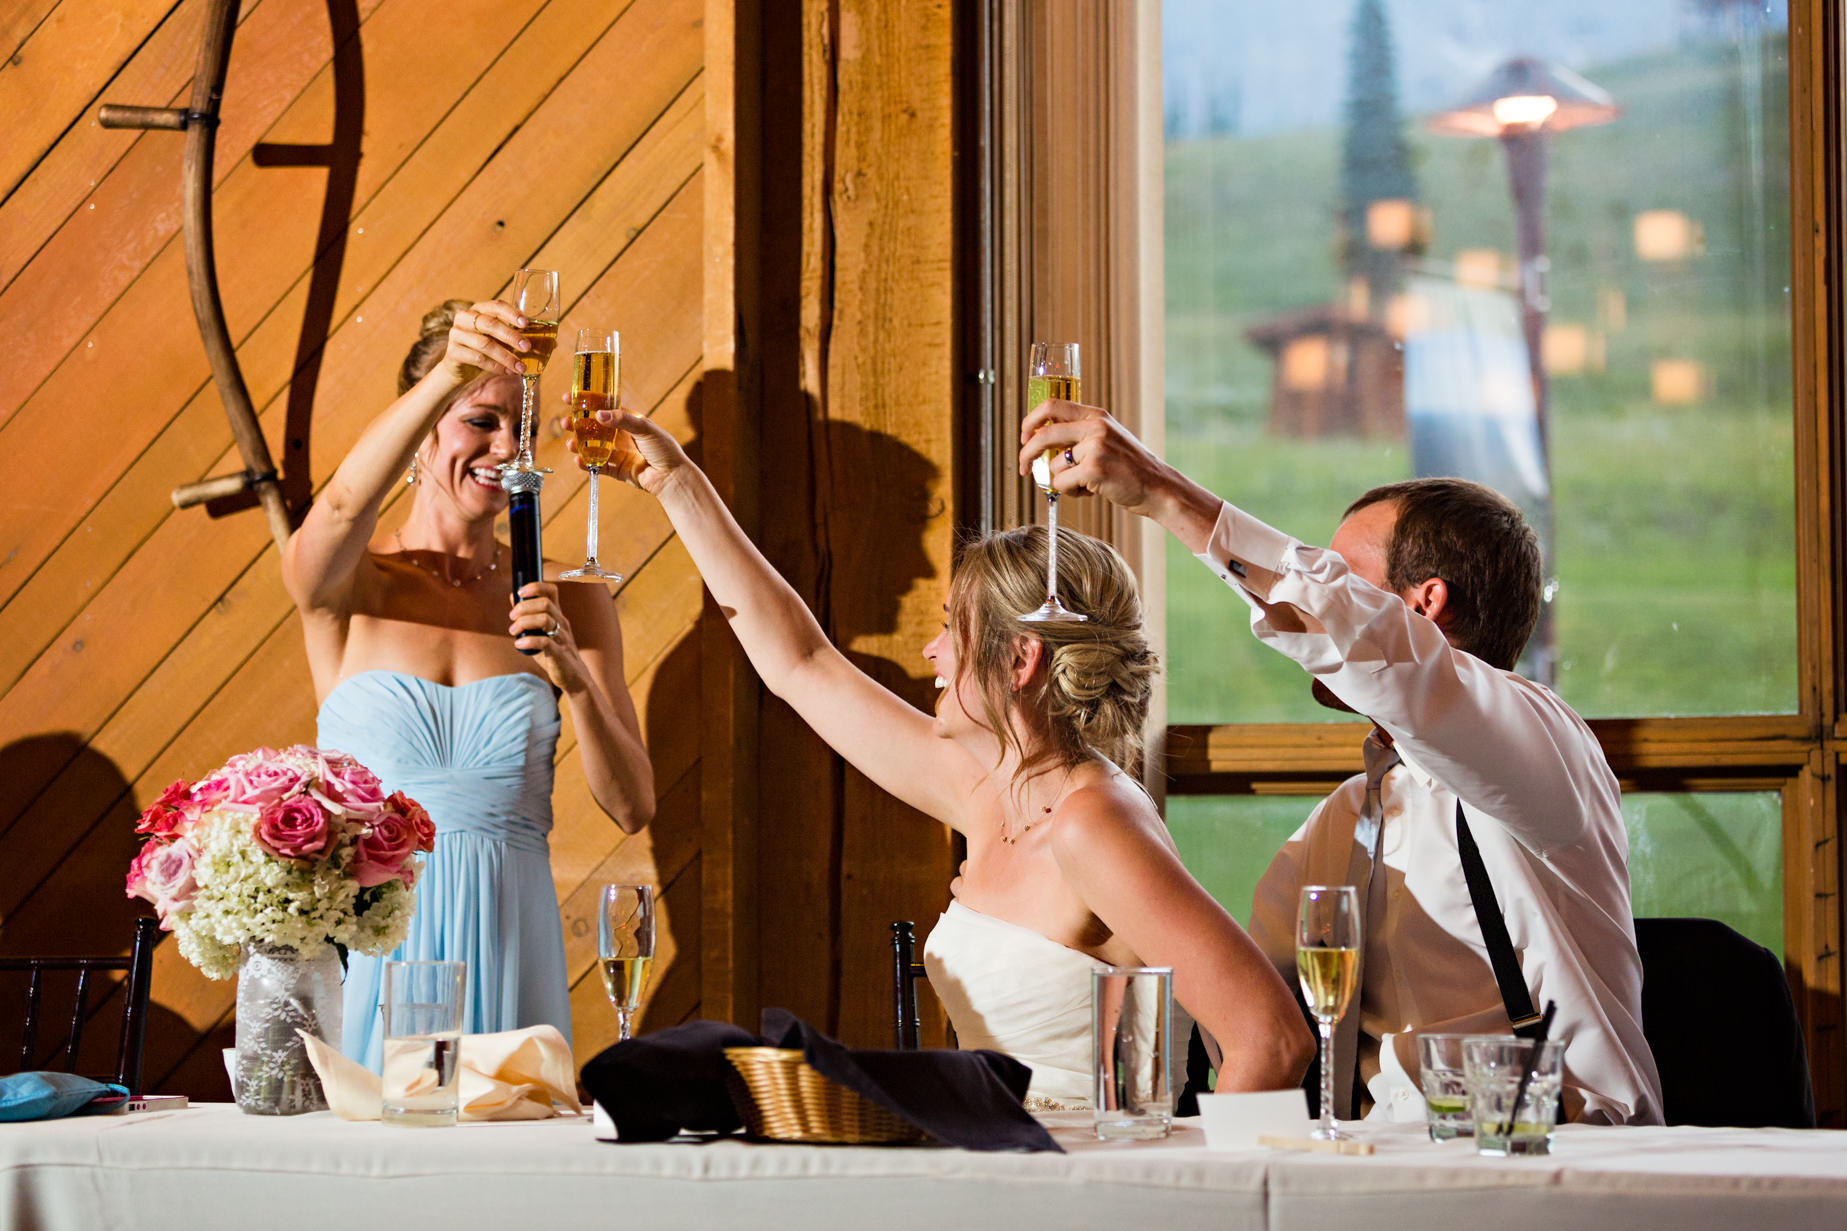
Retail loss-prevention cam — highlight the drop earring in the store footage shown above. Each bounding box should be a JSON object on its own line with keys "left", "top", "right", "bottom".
{"left": 405, "top": 453, "right": 420, "bottom": 486}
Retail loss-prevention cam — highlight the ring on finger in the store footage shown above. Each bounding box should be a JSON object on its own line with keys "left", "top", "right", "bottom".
{"left": 546, "top": 619, "right": 560, "bottom": 637}
{"left": 1063, "top": 447, "right": 1076, "bottom": 467}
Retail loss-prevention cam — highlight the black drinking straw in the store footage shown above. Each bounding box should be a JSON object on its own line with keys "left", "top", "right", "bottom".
{"left": 1501, "top": 1000, "right": 1557, "bottom": 1140}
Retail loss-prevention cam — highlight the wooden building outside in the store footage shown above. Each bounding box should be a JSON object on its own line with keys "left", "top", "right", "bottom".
{"left": 1244, "top": 304, "right": 1404, "bottom": 439}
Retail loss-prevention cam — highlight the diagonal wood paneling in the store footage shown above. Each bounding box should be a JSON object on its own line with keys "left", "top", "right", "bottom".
{"left": 0, "top": 0, "right": 708, "bottom": 1094}
{"left": 2, "top": 0, "right": 969, "bottom": 1093}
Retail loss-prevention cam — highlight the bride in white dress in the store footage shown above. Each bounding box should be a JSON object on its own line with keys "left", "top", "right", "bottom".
{"left": 603, "top": 411, "right": 1311, "bottom": 1105}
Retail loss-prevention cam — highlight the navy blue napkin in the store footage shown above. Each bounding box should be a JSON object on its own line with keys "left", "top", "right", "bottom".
{"left": 581, "top": 1012, "right": 1061, "bottom": 1152}
{"left": 759, "top": 1009, "right": 1059, "bottom": 1152}
{"left": 580, "top": 1019, "right": 757, "bottom": 1142}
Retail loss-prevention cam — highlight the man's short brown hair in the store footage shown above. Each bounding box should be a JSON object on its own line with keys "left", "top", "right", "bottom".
{"left": 1345, "top": 478, "right": 1542, "bottom": 671}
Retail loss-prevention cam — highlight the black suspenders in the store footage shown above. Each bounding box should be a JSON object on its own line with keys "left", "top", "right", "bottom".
{"left": 1456, "top": 800, "right": 1545, "bottom": 1037}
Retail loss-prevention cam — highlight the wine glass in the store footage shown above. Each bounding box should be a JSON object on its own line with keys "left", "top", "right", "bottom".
{"left": 1296, "top": 884, "right": 1361, "bottom": 1140}
{"left": 502, "top": 268, "right": 560, "bottom": 474}
{"left": 561, "top": 328, "right": 623, "bottom": 581}
{"left": 597, "top": 883, "right": 655, "bottom": 1042}
{"left": 1018, "top": 342, "right": 1088, "bottom": 624}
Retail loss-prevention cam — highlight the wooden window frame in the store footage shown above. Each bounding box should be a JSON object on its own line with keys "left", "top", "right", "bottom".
{"left": 981, "top": 0, "right": 1847, "bottom": 1124}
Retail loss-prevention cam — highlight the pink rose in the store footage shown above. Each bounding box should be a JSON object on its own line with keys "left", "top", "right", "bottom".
{"left": 317, "top": 756, "right": 385, "bottom": 810}
{"left": 231, "top": 759, "right": 308, "bottom": 808}
{"left": 388, "top": 792, "right": 435, "bottom": 852}
{"left": 126, "top": 837, "right": 197, "bottom": 924}
{"left": 135, "top": 779, "right": 196, "bottom": 840}
{"left": 191, "top": 773, "right": 234, "bottom": 809}
{"left": 152, "top": 779, "right": 192, "bottom": 812}
{"left": 251, "top": 795, "right": 333, "bottom": 861}
{"left": 351, "top": 811, "right": 419, "bottom": 887}
{"left": 134, "top": 803, "right": 186, "bottom": 842}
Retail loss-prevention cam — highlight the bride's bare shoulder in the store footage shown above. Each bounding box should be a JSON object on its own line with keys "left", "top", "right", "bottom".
{"left": 1046, "top": 772, "right": 1169, "bottom": 855}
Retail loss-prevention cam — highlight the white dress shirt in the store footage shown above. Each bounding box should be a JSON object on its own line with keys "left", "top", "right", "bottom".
{"left": 1194, "top": 500, "right": 1664, "bottom": 1126}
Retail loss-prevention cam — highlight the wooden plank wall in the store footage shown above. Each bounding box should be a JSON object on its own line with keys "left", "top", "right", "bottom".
{"left": 0, "top": 0, "right": 965, "bottom": 1091}
{"left": 747, "top": 0, "right": 962, "bottom": 1047}
{"left": 0, "top": 0, "right": 710, "bottom": 1096}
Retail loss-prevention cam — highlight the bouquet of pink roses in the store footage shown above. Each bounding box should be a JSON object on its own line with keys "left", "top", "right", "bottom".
{"left": 126, "top": 744, "right": 434, "bottom": 980}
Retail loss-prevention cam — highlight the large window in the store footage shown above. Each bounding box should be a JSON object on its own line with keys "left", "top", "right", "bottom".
{"left": 1151, "top": 0, "right": 1836, "bottom": 1119}
{"left": 1163, "top": 0, "right": 1794, "bottom": 725}
{"left": 985, "top": 0, "right": 1840, "bottom": 1122}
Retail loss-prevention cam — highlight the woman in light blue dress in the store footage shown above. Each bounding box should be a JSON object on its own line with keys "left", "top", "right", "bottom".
{"left": 281, "top": 299, "right": 654, "bottom": 1070}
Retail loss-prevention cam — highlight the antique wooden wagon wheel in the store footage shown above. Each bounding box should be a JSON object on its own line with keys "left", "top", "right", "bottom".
{"left": 97, "top": 0, "right": 292, "bottom": 552}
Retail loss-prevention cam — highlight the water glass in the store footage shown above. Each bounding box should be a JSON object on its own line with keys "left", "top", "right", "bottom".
{"left": 1463, "top": 1036, "right": 1565, "bottom": 1156}
{"left": 1091, "top": 965, "right": 1173, "bottom": 1140}
{"left": 1417, "top": 1033, "right": 1474, "bottom": 1141}
{"left": 381, "top": 960, "right": 466, "bottom": 1127}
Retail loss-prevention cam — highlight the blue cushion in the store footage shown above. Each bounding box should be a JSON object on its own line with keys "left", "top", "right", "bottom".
{"left": 0, "top": 1072, "right": 129, "bottom": 1121}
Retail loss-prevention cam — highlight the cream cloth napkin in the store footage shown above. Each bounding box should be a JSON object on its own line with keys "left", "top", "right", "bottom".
{"left": 298, "top": 1026, "right": 584, "bottom": 1122}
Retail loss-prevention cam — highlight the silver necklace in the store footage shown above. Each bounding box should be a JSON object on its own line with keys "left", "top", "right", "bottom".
{"left": 1000, "top": 761, "right": 1082, "bottom": 845}
{"left": 394, "top": 529, "right": 500, "bottom": 588}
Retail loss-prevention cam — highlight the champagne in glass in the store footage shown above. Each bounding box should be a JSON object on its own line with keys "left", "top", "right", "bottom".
{"left": 516, "top": 319, "right": 559, "bottom": 376}
{"left": 1296, "top": 884, "right": 1361, "bottom": 1141}
{"left": 502, "top": 268, "right": 560, "bottom": 474}
{"left": 561, "top": 328, "right": 622, "bottom": 581}
{"left": 597, "top": 883, "right": 655, "bottom": 1042}
{"left": 1019, "top": 342, "right": 1088, "bottom": 624}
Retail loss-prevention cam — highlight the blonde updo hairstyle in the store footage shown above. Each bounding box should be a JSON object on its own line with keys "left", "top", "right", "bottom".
{"left": 947, "top": 524, "right": 1158, "bottom": 780}
{"left": 396, "top": 299, "right": 474, "bottom": 395}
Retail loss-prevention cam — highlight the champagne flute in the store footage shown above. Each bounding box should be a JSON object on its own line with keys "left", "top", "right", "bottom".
{"left": 1018, "top": 342, "right": 1088, "bottom": 623}
{"left": 561, "top": 328, "right": 622, "bottom": 581}
{"left": 597, "top": 883, "right": 655, "bottom": 1042}
{"left": 502, "top": 268, "right": 560, "bottom": 474}
{"left": 1296, "top": 884, "right": 1361, "bottom": 1141}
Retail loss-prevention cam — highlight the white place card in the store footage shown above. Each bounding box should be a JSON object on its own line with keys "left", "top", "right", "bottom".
{"left": 1195, "top": 1089, "right": 1313, "bottom": 1150}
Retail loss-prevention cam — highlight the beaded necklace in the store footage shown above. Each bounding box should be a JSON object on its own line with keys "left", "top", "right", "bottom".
{"left": 394, "top": 528, "right": 500, "bottom": 588}
{"left": 999, "top": 761, "right": 1083, "bottom": 845}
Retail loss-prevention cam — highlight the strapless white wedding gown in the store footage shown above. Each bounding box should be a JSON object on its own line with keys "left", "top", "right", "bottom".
{"left": 922, "top": 900, "right": 1100, "bottom": 1106}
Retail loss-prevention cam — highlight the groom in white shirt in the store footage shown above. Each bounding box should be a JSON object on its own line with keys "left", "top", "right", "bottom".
{"left": 1018, "top": 401, "right": 1664, "bottom": 1126}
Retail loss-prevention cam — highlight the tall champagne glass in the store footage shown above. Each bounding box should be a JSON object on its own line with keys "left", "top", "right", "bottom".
{"left": 562, "top": 328, "right": 622, "bottom": 581}
{"left": 597, "top": 883, "right": 655, "bottom": 1042}
{"left": 1018, "top": 342, "right": 1088, "bottom": 624}
{"left": 1296, "top": 884, "right": 1361, "bottom": 1141}
{"left": 502, "top": 268, "right": 560, "bottom": 474}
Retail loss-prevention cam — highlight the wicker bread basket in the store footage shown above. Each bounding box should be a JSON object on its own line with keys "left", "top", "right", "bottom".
{"left": 722, "top": 1047, "right": 926, "bottom": 1144}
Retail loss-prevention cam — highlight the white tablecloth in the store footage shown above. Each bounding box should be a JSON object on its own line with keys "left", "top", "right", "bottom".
{"left": 3, "top": 1106, "right": 1844, "bottom": 1231}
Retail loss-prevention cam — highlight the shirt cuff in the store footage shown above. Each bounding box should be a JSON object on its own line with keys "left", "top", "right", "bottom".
{"left": 1191, "top": 501, "right": 1300, "bottom": 600}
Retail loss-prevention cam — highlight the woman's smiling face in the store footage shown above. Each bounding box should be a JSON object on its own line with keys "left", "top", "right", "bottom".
{"left": 423, "top": 374, "right": 522, "bottom": 519}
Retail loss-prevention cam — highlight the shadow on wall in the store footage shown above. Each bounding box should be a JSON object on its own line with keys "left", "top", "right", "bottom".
{"left": 0, "top": 734, "right": 208, "bottom": 1094}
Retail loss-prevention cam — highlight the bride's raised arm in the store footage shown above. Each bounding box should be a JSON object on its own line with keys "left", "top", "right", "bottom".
{"left": 613, "top": 411, "right": 982, "bottom": 829}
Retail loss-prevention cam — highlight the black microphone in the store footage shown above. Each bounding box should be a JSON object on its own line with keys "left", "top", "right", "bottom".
{"left": 502, "top": 469, "right": 545, "bottom": 655}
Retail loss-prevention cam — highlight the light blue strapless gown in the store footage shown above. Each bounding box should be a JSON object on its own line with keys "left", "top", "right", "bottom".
{"left": 317, "top": 669, "right": 572, "bottom": 1071}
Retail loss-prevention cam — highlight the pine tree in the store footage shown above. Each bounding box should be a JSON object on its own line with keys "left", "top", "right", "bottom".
{"left": 1340, "top": 0, "right": 1419, "bottom": 311}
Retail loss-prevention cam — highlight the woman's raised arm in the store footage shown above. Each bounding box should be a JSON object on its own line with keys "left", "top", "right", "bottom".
{"left": 610, "top": 411, "right": 983, "bottom": 829}
{"left": 281, "top": 301, "right": 528, "bottom": 615}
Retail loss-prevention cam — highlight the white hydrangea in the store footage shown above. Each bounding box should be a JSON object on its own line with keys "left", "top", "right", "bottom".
{"left": 139, "top": 744, "right": 429, "bottom": 980}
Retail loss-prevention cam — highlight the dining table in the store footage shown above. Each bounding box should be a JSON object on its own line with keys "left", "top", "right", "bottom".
{"left": 3, "top": 1105, "right": 1845, "bottom": 1230}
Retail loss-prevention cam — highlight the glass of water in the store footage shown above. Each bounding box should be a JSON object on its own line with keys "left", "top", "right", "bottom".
{"left": 1417, "top": 1033, "right": 1475, "bottom": 1141}
{"left": 381, "top": 960, "right": 466, "bottom": 1127}
{"left": 1091, "top": 965, "right": 1173, "bottom": 1140}
{"left": 1464, "top": 1036, "right": 1565, "bottom": 1156}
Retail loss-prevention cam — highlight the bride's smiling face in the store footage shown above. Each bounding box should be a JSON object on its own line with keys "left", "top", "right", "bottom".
{"left": 922, "top": 601, "right": 990, "bottom": 741}
{"left": 421, "top": 375, "right": 521, "bottom": 519}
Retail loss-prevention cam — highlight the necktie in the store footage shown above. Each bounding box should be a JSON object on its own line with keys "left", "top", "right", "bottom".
{"left": 1333, "top": 734, "right": 1400, "bottom": 1120}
